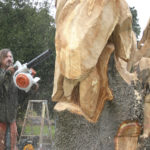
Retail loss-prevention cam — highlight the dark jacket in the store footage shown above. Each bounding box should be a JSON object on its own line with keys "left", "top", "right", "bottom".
{"left": 0, "top": 68, "right": 26, "bottom": 123}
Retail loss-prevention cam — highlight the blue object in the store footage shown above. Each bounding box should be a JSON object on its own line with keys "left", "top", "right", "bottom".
{"left": 5, "top": 125, "right": 11, "bottom": 150}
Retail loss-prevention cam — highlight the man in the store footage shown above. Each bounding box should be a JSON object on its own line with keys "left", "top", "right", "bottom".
{"left": 0, "top": 49, "right": 38, "bottom": 150}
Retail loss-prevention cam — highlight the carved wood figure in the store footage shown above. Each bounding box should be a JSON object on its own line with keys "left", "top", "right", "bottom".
{"left": 52, "top": 0, "right": 150, "bottom": 150}
{"left": 52, "top": 0, "right": 135, "bottom": 123}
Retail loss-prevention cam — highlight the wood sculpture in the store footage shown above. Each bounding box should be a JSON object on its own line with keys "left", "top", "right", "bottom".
{"left": 52, "top": 0, "right": 150, "bottom": 149}
{"left": 52, "top": 0, "right": 136, "bottom": 123}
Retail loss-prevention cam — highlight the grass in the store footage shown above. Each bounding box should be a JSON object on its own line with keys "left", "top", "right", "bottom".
{"left": 24, "top": 125, "right": 55, "bottom": 138}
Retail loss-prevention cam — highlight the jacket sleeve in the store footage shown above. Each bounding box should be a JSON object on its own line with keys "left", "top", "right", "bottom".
{"left": 0, "top": 69, "right": 12, "bottom": 86}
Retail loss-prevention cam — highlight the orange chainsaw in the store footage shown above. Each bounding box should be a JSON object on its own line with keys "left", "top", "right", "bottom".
{"left": 13, "top": 49, "right": 51, "bottom": 92}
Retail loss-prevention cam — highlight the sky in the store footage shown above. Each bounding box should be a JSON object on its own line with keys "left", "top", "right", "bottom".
{"left": 126, "top": 0, "right": 150, "bottom": 39}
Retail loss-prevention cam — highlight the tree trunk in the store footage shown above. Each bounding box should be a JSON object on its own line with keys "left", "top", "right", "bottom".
{"left": 52, "top": 55, "right": 145, "bottom": 150}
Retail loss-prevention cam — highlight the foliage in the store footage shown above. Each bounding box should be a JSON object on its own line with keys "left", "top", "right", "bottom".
{"left": 130, "top": 7, "right": 141, "bottom": 39}
{"left": 0, "top": 0, "right": 56, "bottom": 119}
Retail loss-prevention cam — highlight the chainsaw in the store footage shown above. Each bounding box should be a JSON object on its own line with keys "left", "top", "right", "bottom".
{"left": 13, "top": 49, "right": 51, "bottom": 92}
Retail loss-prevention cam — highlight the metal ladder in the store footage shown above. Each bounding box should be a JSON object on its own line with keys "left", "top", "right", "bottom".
{"left": 18, "top": 100, "right": 52, "bottom": 150}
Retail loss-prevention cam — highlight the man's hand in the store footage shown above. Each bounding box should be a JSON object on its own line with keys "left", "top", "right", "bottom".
{"left": 6, "top": 66, "right": 16, "bottom": 74}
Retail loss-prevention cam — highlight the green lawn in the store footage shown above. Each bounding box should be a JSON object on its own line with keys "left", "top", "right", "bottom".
{"left": 24, "top": 125, "right": 55, "bottom": 138}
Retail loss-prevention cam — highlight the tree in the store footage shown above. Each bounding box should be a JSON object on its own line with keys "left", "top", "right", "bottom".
{"left": 130, "top": 7, "right": 141, "bottom": 38}
{"left": 0, "top": 0, "right": 56, "bottom": 120}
